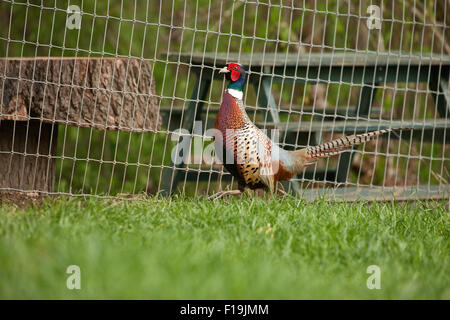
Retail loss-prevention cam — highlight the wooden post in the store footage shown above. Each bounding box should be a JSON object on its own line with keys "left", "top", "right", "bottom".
{"left": 0, "top": 57, "right": 160, "bottom": 193}
{"left": 0, "top": 121, "right": 57, "bottom": 192}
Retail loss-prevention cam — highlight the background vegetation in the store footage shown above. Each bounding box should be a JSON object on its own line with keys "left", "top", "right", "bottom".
{"left": 1, "top": 0, "right": 449, "bottom": 196}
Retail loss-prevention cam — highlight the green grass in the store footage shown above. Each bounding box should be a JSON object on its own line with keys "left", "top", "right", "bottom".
{"left": 0, "top": 197, "right": 448, "bottom": 299}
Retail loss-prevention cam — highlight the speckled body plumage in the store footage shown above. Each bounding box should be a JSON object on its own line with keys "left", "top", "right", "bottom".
{"left": 215, "top": 92, "right": 271, "bottom": 190}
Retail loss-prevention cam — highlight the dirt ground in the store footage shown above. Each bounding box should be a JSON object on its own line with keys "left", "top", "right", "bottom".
{"left": 0, "top": 191, "right": 48, "bottom": 208}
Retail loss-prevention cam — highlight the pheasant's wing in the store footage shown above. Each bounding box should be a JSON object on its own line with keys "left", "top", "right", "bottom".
{"left": 256, "top": 131, "right": 275, "bottom": 193}
{"left": 216, "top": 123, "right": 261, "bottom": 188}
{"left": 234, "top": 124, "right": 263, "bottom": 188}
{"left": 235, "top": 124, "right": 275, "bottom": 192}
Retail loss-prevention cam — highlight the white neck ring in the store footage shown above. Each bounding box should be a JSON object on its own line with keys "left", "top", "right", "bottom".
{"left": 227, "top": 88, "right": 243, "bottom": 100}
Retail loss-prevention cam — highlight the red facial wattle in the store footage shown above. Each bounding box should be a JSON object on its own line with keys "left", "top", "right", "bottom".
{"left": 228, "top": 63, "right": 241, "bottom": 81}
{"left": 231, "top": 69, "right": 240, "bottom": 81}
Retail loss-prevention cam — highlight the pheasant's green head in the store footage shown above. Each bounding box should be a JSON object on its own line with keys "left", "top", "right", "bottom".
{"left": 219, "top": 63, "right": 247, "bottom": 92}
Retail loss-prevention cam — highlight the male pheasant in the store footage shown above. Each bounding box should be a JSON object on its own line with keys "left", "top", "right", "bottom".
{"left": 211, "top": 62, "right": 399, "bottom": 199}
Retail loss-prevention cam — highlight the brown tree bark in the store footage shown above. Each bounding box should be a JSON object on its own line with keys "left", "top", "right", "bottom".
{"left": 0, "top": 57, "right": 161, "bottom": 131}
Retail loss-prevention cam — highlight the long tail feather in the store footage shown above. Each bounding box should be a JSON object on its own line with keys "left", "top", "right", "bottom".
{"left": 305, "top": 128, "right": 404, "bottom": 160}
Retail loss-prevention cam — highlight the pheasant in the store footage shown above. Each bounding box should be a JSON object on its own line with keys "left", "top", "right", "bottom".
{"left": 210, "top": 62, "right": 400, "bottom": 199}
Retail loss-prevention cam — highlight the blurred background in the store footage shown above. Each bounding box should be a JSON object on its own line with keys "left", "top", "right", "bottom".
{"left": 0, "top": 0, "right": 449, "bottom": 196}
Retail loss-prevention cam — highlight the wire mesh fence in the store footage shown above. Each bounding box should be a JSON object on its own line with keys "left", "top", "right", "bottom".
{"left": 0, "top": 0, "right": 449, "bottom": 200}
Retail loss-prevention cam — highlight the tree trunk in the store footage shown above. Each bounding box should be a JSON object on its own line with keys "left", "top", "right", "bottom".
{"left": 0, "top": 57, "right": 161, "bottom": 132}
{"left": 0, "top": 120, "right": 58, "bottom": 192}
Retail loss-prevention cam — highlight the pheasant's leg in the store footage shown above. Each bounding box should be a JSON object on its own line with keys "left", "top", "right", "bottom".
{"left": 208, "top": 165, "right": 225, "bottom": 199}
{"left": 216, "top": 165, "right": 224, "bottom": 193}
{"left": 208, "top": 189, "right": 242, "bottom": 200}
{"left": 252, "top": 188, "right": 265, "bottom": 198}
{"left": 276, "top": 182, "right": 288, "bottom": 196}
{"left": 208, "top": 190, "right": 223, "bottom": 200}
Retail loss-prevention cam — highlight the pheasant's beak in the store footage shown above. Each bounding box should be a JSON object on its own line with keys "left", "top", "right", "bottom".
{"left": 218, "top": 66, "right": 230, "bottom": 74}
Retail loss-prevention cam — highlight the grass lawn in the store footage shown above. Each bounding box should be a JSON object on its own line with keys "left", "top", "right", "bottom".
{"left": 0, "top": 196, "right": 448, "bottom": 299}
